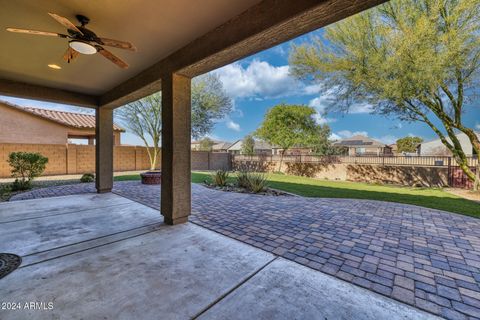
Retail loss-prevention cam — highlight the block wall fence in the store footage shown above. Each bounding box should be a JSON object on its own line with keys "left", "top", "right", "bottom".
{"left": 0, "top": 144, "right": 231, "bottom": 178}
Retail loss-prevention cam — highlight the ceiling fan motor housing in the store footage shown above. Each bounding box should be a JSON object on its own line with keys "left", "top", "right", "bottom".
{"left": 76, "top": 14, "right": 90, "bottom": 26}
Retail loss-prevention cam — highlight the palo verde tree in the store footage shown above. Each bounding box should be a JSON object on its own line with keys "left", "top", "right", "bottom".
{"left": 116, "top": 93, "right": 162, "bottom": 171}
{"left": 116, "top": 73, "right": 231, "bottom": 170}
{"left": 255, "top": 104, "right": 331, "bottom": 170}
{"left": 396, "top": 136, "right": 424, "bottom": 154}
{"left": 241, "top": 134, "right": 255, "bottom": 155}
{"left": 290, "top": 0, "right": 480, "bottom": 190}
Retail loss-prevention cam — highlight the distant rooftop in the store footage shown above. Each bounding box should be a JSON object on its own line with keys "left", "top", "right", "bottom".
{"left": 333, "top": 135, "right": 385, "bottom": 147}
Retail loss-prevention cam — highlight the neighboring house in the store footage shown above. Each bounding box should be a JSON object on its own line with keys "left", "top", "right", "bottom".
{"left": 0, "top": 101, "right": 124, "bottom": 145}
{"left": 191, "top": 140, "right": 230, "bottom": 151}
{"left": 211, "top": 142, "right": 232, "bottom": 152}
{"left": 227, "top": 139, "right": 273, "bottom": 155}
{"left": 271, "top": 147, "right": 313, "bottom": 155}
{"left": 333, "top": 135, "right": 392, "bottom": 156}
{"left": 418, "top": 132, "right": 479, "bottom": 156}
{"left": 389, "top": 143, "right": 398, "bottom": 155}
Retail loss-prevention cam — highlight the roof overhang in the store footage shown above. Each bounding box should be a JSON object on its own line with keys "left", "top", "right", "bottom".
{"left": 0, "top": 0, "right": 386, "bottom": 109}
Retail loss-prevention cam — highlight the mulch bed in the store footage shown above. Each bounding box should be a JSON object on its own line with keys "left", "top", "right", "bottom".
{"left": 203, "top": 183, "right": 292, "bottom": 196}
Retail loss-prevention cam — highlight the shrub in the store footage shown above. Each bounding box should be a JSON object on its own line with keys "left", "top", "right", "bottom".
{"left": 8, "top": 152, "right": 48, "bottom": 191}
{"left": 80, "top": 173, "right": 95, "bottom": 183}
{"left": 245, "top": 172, "right": 269, "bottom": 193}
{"left": 210, "top": 170, "right": 229, "bottom": 187}
{"left": 236, "top": 170, "right": 250, "bottom": 188}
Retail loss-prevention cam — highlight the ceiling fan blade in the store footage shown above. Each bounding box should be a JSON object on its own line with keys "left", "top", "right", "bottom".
{"left": 97, "top": 47, "right": 129, "bottom": 69}
{"left": 6, "top": 28, "right": 67, "bottom": 37}
{"left": 63, "top": 47, "right": 79, "bottom": 63}
{"left": 98, "top": 38, "right": 137, "bottom": 51}
{"left": 48, "top": 13, "right": 83, "bottom": 35}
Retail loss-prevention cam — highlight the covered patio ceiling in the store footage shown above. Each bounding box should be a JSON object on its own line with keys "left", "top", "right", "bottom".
{"left": 0, "top": 0, "right": 385, "bottom": 109}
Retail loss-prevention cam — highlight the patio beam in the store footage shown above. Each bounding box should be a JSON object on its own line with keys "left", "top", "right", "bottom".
{"left": 161, "top": 73, "right": 191, "bottom": 225}
{"left": 95, "top": 107, "right": 114, "bottom": 193}
{"left": 99, "top": 0, "right": 386, "bottom": 109}
{"left": 0, "top": 78, "right": 98, "bottom": 108}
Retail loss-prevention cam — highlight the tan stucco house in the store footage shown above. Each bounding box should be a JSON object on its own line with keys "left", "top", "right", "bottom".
{"left": 0, "top": 100, "right": 124, "bottom": 145}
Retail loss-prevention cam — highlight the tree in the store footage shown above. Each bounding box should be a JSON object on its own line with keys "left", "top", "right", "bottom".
{"left": 290, "top": 0, "right": 480, "bottom": 190}
{"left": 198, "top": 137, "right": 215, "bottom": 151}
{"left": 241, "top": 135, "right": 255, "bottom": 155}
{"left": 397, "top": 136, "right": 424, "bottom": 154}
{"left": 116, "top": 93, "right": 162, "bottom": 170}
{"left": 191, "top": 73, "right": 232, "bottom": 139}
{"left": 116, "top": 73, "right": 232, "bottom": 170}
{"left": 255, "top": 104, "right": 331, "bottom": 170}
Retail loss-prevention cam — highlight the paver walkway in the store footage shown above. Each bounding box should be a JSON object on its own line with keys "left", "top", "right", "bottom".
{"left": 11, "top": 181, "right": 480, "bottom": 320}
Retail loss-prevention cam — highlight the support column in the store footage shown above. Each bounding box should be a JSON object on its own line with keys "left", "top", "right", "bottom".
{"left": 161, "top": 73, "right": 191, "bottom": 225}
{"left": 95, "top": 107, "right": 114, "bottom": 193}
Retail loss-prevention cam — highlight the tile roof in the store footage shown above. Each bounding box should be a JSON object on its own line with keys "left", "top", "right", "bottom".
{"left": 1, "top": 100, "right": 124, "bottom": 131}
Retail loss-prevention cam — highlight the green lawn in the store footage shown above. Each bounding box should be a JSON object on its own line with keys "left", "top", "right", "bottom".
{"left": 115, "top": 172, "right": 480, "bottom": 218}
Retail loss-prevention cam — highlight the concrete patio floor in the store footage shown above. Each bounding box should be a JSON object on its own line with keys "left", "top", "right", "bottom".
{"left": 10, "top": 181, "right": 480, "bottom": 319}
{"left": 0, "top": 194, "right": 437, "bottom": 319}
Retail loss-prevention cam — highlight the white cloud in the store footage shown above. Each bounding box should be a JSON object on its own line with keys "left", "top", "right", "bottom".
{"left": 313, "top": 114, "right": 336, "bottom": 125}
{"left": 213, "top": 60, "right": 300, "bottom": 99}
{"left": 349, "top": 103, "right": 374, "bottom": 114}
{"left": 329, "top": 133, "right": 341, "bottom": 141}
{"left": 303, "top": 83, "right": 323, "bottom": 95}
{"left": 336, "top": 130, "right": 368, "bottom": 138}
{"left": 307, "top": 86, "right": 373, "bottom": 116}
{"left": 308, "top": 96, "right": 329, "bottom": 114}
{"left": 226, "top": 120, "right": 241, "bottom": 132}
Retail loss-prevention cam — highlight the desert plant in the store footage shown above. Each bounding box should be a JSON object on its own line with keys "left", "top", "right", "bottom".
{"left": 210, "top": 170, "right": 229, "bottom": 187}
{"left": 236, "top": 170, "right": 250, "bottom": 188}
{"left": 80, "top": 173, "right": 95, "bottom": 183}
{"left": 8, "top": 152, "right": 48, "bottom": 190}
{"left": 246, "top": 172, "right": 269, "bottom": 193}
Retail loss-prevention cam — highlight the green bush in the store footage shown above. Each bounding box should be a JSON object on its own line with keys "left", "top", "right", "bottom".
{"left": 245, "top": 172, "right": 269, "bottom": 193}
{"left": 8, "top": 152, "right": 48, "bottom": 191}
{"left": 80, "top": 173, "right": 95, "bottom": 183}
{"left": 210, "top": 170, "right": 229, "bottom": 187}
{"left": 236, "top": 170, "right": 250, "bottom": 188}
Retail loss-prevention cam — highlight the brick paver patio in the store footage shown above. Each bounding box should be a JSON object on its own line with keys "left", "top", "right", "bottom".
{"left": 11, "top": 181, "right": 480, "bottom": 320}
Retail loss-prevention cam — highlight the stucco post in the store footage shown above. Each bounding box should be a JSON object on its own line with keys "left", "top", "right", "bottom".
{"left": 95, "top": 107, "right": 114, "bottom": 193}
{"left": 161, "top": 73, "right": 191, "bottom": 225}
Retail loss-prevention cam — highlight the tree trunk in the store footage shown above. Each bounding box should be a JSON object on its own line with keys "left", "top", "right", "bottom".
{"left": 475, "top": 161, "right": 480, "bottom": 192}
{"left": 453, "top": 126, "right": 480, "bottom": 191}
{"left": 278, "top": 150, "right": 285, "bottom": 173}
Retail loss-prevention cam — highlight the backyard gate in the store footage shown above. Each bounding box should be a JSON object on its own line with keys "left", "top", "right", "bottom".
{"left": 448, "top": 166, "right": 476, "bottom": 189}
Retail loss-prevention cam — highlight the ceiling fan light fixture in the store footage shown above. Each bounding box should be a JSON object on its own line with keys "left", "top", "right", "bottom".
{"left": 69, "top": 40, "right": 96, "bottom": 55}
{"left": 48, "top": 64, "right": 61, "bottom": 69}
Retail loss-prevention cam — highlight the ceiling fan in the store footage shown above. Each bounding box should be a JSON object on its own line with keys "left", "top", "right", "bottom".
{"left": 6, "top": 13, "right": 136, "bottom": 69}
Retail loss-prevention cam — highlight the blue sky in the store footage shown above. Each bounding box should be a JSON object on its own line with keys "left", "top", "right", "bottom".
{"left": 2, "top": 29, "right": 479, "bottom": 146}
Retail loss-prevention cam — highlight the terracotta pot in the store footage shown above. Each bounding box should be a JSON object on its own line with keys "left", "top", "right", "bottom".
{"left": 140, "top": 171, "right": 161, "bottom": 185}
